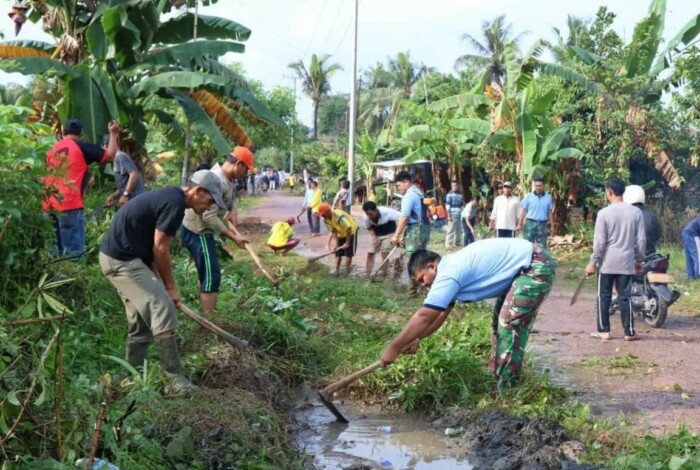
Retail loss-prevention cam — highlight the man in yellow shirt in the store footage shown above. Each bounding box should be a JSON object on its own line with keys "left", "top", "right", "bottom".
{"left": 288, "top": 174, "right": 296, "bottom": 194}
{"left": 318, "top": 202, "right": 359, "bottom": 275}
{"left": 267, "top": 216, "right": 300, "bottom": 255}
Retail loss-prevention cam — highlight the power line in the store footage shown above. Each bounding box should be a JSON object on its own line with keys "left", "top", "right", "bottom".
{"left": 302, "top": 0, "right": 329, "bottom": 59}
{"left": 232, "top": 0, "right": 305, "bottom": 58}
{"left": 331, "top": 15, "right": 354, "bottom": 57}
{"left": 319, "top": 0, "right": 346, "bottom": 53}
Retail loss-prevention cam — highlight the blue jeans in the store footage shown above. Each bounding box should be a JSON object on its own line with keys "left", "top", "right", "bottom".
{"left": 683, "top": 231, "right": 700, "bottom": 279}
{"left": 307, "top": 208, "right": 320, "bottom": 234}
{"left": 51, "top": 209, "right": 85, "bottom": 258}
{"left": 463, "top": 218, "right": 476, "bottom": 246}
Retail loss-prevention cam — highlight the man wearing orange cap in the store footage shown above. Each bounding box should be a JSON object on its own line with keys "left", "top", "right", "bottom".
{"left": 267, "top": 216, "right": 300, "bottom": 255}
{"left": 181, "top": 146, "right": 256, "bottom": 314}
{"left": 318, "top": 202, "right": 359, "bottom": 275}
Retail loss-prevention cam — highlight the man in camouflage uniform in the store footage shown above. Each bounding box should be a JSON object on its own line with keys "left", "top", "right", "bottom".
{"left": 379, "top": 238, "right": 555, "bottom": 391}
{"left": 517, "top": 178, "right": 553, "bottom": 245}
{"left": 391, "top": 170, "right": 428, "bottom": 292}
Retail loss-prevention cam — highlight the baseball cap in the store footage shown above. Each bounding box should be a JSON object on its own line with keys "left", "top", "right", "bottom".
{"left": 503, "top": 181, "right": 513, "bottom": 188}
{"left": 189, "top": 170, "right": 226, "bottom": 209}
{"left": 317, "top": 202, "right": 331, "bottom": 216}
{"left": 286, "top": 216, "right": 296, "bottom": 225}
{"left": 64, "top": 118, "right": 83, "bottom": 136}
{"left": 230, "top": 146, "right": 258, "bottom": 174}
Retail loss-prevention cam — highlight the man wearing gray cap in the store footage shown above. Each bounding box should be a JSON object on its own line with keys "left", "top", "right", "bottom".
{"left": 488, "top": 181, "right": 520, "bottom": 238}
{"left": 99, "top": 170, "right": 226, "bottom": 393}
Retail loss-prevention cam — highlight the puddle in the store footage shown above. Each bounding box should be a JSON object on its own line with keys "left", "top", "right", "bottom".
{"left": 296, "top": 401, "right": 473, "bottom": 469}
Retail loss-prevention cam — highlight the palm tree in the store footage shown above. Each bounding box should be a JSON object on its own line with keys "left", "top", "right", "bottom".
{"left": 288, "top": 54, "right": 343, "bottom": 140}
{"left": 454, "top": 15, "right": 528, "bottom": 87}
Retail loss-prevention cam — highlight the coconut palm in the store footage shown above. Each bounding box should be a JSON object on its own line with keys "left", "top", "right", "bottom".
{"left": 454, "top": 15, "right": 528, "bottom": 87}
{"left": 287, "top": 54, "right": 343, "bottom": 140}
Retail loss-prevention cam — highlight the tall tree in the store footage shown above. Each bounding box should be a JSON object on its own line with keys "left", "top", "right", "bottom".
{"left": 454, "top": 15, "right": 528, "bottom": 87}
{"left": 288, "top": 53, "right": 343, "bottom": 140}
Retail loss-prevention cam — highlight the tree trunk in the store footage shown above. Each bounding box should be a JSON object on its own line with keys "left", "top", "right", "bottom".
{"left": 312, "top": 98, "right": 319, "bottom": 140}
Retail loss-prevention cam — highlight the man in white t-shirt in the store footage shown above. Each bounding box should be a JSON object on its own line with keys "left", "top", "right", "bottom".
{"left": 488, "top": 181, "right": 520, "bottom": 238}
{"left": 363, "top": 201, "right": 402, "bottom": 277}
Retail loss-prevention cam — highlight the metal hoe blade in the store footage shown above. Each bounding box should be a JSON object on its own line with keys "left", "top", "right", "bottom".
{"left": 317, "top": 390, "right": 349, "bottom": 423}
{"left": 570, "top": 275, "right": 588, "bottom": 306}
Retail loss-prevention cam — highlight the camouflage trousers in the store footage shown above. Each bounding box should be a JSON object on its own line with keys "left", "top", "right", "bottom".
{"left": 524, "top": 219, "right": 549, "bottom": 245}
{"left": 488, "top": 244, "right": 556, "bottom": 391}
{"left": 402, "top": 223, "right": 428, "bottom": 256}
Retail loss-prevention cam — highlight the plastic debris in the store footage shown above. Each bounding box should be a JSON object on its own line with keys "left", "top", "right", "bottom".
{"left": 380, "top": 459, "right": 393, "bottom": 467}
{"left": 444, "top": 427, "right": 464, "bottom": 437}
{"left": 75, "top": 458, "right": 120, "bottom": 470}
{"left": 377, "top": 426, "right": 398, "bottom": 433}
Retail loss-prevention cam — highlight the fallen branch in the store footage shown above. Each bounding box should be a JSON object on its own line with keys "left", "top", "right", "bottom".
{"left": 87, "top": 385, "right": 114, "bottom": 469}
{"left": 0, "top": 215, "right": 12, "bottom": 244}
{"left": 1, "top": 315, "right": 64, "bottom": 327}
{"left": 0, "top": 327, "right": 61, "bottom": 448}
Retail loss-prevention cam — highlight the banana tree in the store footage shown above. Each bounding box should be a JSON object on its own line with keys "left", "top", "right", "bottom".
{"left": 0, "top": 0, "right": 283, "bottom": 173}
{"left": 566, "top": 0, "right": 700, "bottom": 189}
{"left": 355, "top": 129, "right": 398, "bottom": 200}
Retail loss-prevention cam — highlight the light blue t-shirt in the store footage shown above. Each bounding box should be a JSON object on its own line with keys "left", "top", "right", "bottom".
{"left": 400, "top": 185, "right": 423, "bottom": 224}
{"left": 521, "top": 192, "right": 553, "bottom": 222}
{"left": 423, "top": 238, "right": 534, "bottom": 311}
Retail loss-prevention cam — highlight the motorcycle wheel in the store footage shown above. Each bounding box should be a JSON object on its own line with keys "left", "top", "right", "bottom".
{"left": 390, "top": 199, "right": 401, "bottom": 211}
{"left": 644, "top": 295, "right": 668, "bottom": 328}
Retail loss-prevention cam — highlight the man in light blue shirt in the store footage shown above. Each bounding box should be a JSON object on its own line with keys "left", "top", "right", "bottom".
{"left": 379, "top": 238, "right": 556, "bottom": 391}
{"left": 518, "top": 178, "right": 553, "bottom": 245}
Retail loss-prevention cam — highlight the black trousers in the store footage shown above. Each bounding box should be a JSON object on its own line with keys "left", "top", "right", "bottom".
{"left": 497, "top": 229, "right": 515, "bottom": 238}
{"left": 463, "top": 218, "right": 476, "bottom": 246}
{"left": 597, "top": 273, "right": 635, "bottom": 336}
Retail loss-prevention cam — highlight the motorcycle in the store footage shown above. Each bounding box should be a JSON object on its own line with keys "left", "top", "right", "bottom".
{"left": 610, "top": 252, "right": 681, "bottom": 328}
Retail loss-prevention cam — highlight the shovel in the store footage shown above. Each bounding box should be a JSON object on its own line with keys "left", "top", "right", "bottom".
{"left": 318, "top": 361, "right": 382, "bottom": 423}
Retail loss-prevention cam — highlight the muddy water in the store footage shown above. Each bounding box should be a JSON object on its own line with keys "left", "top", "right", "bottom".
{"left": 296, "top": 401, "right": 472, "bottom": 469}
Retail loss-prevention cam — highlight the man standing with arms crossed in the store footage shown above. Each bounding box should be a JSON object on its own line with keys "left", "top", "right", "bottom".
{"left": 586, "top": 177, "right": 646, "bottom": 341}
{"left": 444, "top": 181, "right": 464, "bottom": 249}
{"left": 99, "top": 170, "right": 227, "bottom": 392}
{"left": 518, "top": 178, "right": 553, "bottom": 245}
{"left": 362, "top": 201, "right": 402, "bottom": 277}
{"left": 180, "top": 147, "right": 254, "bottom": 314}
{"left": 43, "top": 119, "right": 120, "bottom": 258}
{"left": 488, "top": 181, "right": 520, "bottom": 238}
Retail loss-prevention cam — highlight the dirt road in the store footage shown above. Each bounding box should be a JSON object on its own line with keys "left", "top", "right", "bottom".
{"left": 245, "top": 191, "right": 700, "bottom": 435}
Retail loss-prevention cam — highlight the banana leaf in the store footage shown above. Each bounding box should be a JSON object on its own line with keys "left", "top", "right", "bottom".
{"left": 153, "top": 14, "right": 251, "bottom": 44}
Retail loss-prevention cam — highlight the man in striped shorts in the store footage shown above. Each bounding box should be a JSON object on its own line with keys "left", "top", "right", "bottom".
{"left": 181, "top": 147, "right": 256, "bottom": 313}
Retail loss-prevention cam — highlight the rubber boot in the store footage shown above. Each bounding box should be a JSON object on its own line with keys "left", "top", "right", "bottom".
{"left": 125, "top": 341, "right": 149, "bottom": 369}
{"left": 154, "top": 336, "right": 195, "bottom": 393}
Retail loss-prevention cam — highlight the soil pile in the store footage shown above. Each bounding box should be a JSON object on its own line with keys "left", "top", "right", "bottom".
{"left": 459, "top": 411, "right": 602, "bottom": 470}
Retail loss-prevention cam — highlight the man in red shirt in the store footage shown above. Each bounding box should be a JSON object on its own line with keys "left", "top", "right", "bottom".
{"left": 43, "top": 119, "right": 120, "bottom": 258}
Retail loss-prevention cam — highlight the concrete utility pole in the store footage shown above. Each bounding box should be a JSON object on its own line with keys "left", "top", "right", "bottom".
{"left": 347, "top": 0, "right": 359, "bottom": 202}
{"left": 283, "top": 74, "right": 298, "bottom": 175}
{"left": 181, "top": 0, "right": 199, "bottom": 185}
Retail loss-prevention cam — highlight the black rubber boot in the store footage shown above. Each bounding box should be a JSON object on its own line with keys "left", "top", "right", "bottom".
{"left": 125, "top": 341, "right": 149, "bottom": 369}
{"left": 154, "top": 336, "right": 195, "bottom": 393}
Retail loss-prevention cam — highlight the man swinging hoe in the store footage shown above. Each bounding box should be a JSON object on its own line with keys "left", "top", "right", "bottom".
{"left": 379, "top": 238, "right": 556, "bottom": 391}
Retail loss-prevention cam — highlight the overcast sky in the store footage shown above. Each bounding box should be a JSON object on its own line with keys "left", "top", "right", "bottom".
{"left": 0, "top": 0, "right": 690, "bottom": 127}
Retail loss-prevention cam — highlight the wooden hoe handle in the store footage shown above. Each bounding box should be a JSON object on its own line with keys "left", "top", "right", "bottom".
{"left": 322, "top": 361, "right": 382, "bottom": 396}
{"left": 227, "top": 223, "right": 279, "bottom": 285}
{"left": 179, "top": 303, "right": 249, "bottom": 350}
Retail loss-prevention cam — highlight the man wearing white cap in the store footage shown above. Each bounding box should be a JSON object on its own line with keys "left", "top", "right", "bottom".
{"left": 488, "top": 181, "right": 520, "bottom": 238}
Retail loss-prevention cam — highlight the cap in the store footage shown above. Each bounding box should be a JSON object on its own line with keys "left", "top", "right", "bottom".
{"left": 503, "top": 181, "right": 513, "bottom": 188}
{"left": 497, "top": 183, "right": 503, "bottom": 189}
{"left": 317, "top": 202, "right": 331, "bottom": 216}
{"left": 189, "top": 170, "right": 226, "bottom": 209}
{"left": 286, "top": 216, "right": 296, "bottom": 225}
{"left": 64, "top": 118, "right": 82, "bottom": 136}
{"left": 231, "top": 146, "right": 257, "bottom": 174}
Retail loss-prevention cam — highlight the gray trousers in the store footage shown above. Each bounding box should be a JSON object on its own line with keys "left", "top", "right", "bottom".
{"left": 99, "top": 252, "right": 179, "bottom": 343}
{"left": 445, "top": 217, "right": 463, "bottom": 247}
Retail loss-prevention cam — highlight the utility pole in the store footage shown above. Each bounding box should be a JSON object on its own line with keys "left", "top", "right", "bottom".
{"left": 347, "top": 0, "right": 359, "bottom": 202}
{"left": 181, "top": 0, "right": 199, "bottom": 185}
{"left": 283, "top": 74, "right": 298, "bottom": 175}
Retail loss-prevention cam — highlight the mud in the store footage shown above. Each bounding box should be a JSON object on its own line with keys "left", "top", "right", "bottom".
{"left": 453, "top": 411, "right": 597, "bottom": 470}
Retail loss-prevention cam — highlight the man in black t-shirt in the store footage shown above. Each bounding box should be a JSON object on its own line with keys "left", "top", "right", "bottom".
{"left": 99, "top": 170, "right": 226, "bottom": 392}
